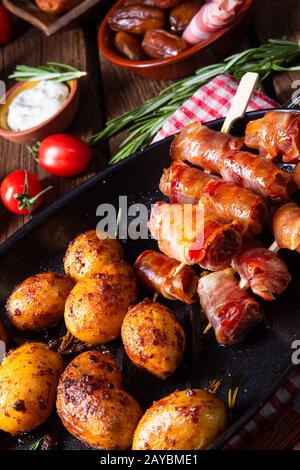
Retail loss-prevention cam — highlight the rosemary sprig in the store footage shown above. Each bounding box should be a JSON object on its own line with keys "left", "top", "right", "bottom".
{"left": 89, "top": 39, "right": 300, "bottom": 164}
{"left": 29, "top": 435, "right": 45, "bottom": 450}
{"left": 9, "top": 61, "right": 87, "bottom": 83}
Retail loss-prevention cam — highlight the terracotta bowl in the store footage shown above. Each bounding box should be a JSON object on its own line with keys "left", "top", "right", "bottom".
{"left": 98, "top": 0, "right": 253, "bottom": 80}
{"left": 0, "top": 79, "right": 80, "bottom": 145}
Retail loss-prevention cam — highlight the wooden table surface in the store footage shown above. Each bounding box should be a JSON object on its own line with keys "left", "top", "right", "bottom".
{"left": 0, "top": 0, "right": 300, "bottom": 450}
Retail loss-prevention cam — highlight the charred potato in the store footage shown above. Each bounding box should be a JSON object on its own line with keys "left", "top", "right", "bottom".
{"left": 64, "top": 262, "right": 138, "bottom": 344}
{"left": 6, "top": 272, "right": 74, "bottom": 332}
{"left": 121, "top": 299, "right": 185, "bottom": 379}
{"left": 170, "top": 0, "right": 202, "bottom": 33}
{"left": 64, "top": 230, "right": 124, "bottom": 282}
{"left": 35, "top": 0, "right": 82, "bottom": 14}
{"left": 57, "top": 351, "right": 142, "bottom": 449}
{"left": 142, "top": 30, "right": 187, "bottom": 59}
{"left": 133, "top": 389, "right": 227, "bottom": 450}
{"left": 108, "top": 5, "right": 166, "bottom": 35}
{"left": 0, "top": 321, "right": 8, "bottom": 350}
{"left": 114, "top": 32, "right": 145, "bottom": 60}
{"left": 0, "top": 342, "right": 63, "bottom": 434}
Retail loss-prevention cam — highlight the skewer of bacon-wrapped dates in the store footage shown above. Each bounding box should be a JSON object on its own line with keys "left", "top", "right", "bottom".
{"left": 160, "top": 161, "right": 268, "bottom": 238}
{"left": 171, "top": 122, "right": 295, "bottom": 202}
{"left": 148, "top": 201, "right": 242, "bottom": 271}
{"left": 232, "top": 242, "right": 291, "bottom": 301}
{"left": 134, "top": 250, "right": 199, "bottom": 304}
{"left": 198, "top": 268, "right": 264, "bottom": 346}
{"left": 245, "top": 110, "right": 300, "bottom": 164}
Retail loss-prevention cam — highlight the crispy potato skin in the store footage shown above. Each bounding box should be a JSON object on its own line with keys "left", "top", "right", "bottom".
{"left": 64, "top": 262, "right": 138, "bottom": 344}
{"left": 133, "top": 389, "right": 227, "bottom": 450}
{"left": 6, "top": 272, "right": 74, "bottom": 332}
{"left": 121, "top": 299, "right": 185, "bottom": 379}
{"left": 0, "top": 342, "right": 63, "bottom": 434}
{"left": 64, "top": 230, "right": 124, "bottom": 282}
{"left": 35, "top": 0, "right": 82, "bottom": 14}
{"left": 57, "top": 351, "right": 142, "bottom": 449}
{"left": 0, "top": 321, "right": 8, "bottom": 348}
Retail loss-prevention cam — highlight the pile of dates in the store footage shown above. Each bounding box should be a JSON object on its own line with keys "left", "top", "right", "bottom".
{"left": 108, "top": 0, "right": 203, "bottom": 60}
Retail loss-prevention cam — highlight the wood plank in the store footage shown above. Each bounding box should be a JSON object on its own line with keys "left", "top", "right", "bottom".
{"left": 247, "top": 406, "right": 300, "bottom": 450}
{"left": 0, "top": 23, "right": 106, "bottom": 244}
{"left": 253, "top": 0, "right": 300, "bottom": 103}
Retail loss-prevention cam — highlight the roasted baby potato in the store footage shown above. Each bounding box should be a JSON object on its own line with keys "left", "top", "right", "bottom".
{"left": 35, "top": 0, "right": 82, "bottom": 14}
{"left": 170, "top": 0, "right": 202, "bottom": 33}
{"left": 6, "top": 272, "right": 74, "bottom": 332}
{"left": 64, "top": 262, "right": 138, "bottom": 344}
{"left": 0, "top": 321, "right": 8, "bottom": 349}
{"left": 133, "top": 388, "right": 227, "bottom": 450}
{"left": 57, "top": 351, "right": 142, "bottom": 449}
{"left": 0, "top": 342, "right": 63, "bottom": 434}
{"left": 108, "top": 5, "right": 166, "bottom": 35}
{"left": 121, "top": 299, "right": 185, "bottom": 379}
{"left": 142, "top": 30, "right": 187, "bottom": 58}
{"left": 64, "top": 230, "right": 124, "bottom": 282}
{"left": 114, "top": 32, "right": 145, "bottom": 60}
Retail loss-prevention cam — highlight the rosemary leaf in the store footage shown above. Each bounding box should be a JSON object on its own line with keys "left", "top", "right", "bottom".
{"left": 90, "top": 39, "right": 300, "bottom": 163}
{"left": 9, "top": 62, "right": 87, "bottom": 82}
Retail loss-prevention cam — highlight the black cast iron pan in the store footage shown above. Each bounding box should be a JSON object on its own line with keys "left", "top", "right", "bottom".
{"left": 0, "top": 107, "right": 300, "bottom": 450}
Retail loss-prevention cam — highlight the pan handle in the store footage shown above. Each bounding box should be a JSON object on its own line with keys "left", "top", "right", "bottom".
{"left": 283, "top": 93, "right": 300, "bottom": 110}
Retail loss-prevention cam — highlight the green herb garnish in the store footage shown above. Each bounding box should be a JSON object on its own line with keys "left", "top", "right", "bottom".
{"left": 90, "top": 39, "right": 300, "bottom": 164}
{"left": 9, "top": 61, "right": 86, "bottom": 83}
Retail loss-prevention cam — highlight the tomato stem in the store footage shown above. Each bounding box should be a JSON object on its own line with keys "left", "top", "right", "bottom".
{"left": 13, "top": 170, "right": 52, "bottom": 214}
{"left": 26, "top": 141, "right": 40, "bottom": 163}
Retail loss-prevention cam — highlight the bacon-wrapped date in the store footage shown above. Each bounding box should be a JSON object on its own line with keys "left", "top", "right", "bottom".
{"left": 160, "top": 161, "right": 268, "bottom": 237}
{"left": 148, "top": 202, "right": 242, "bottom": 271}
{"left": 134, "top": 250, "right": 198, "bottom": 303}
{"left": 171, "top": 123, "right": 294, "bottom": 202}
{"left": 219, "top": 150, "right": 294, "bottom": 202}
{"left": 273, "top": 203, "right": 300, "bottom": 252}
{"left": 245, "top": 110, "right": 300, "bottom": 163}
{"left": 198, "top": 268, "right": 263, "bottom": 346}
{"left": 232, "top": 242, "right": 291, "bottom": 301}
{"left": 171, "top": 122, "right": 244, "bottom": 174}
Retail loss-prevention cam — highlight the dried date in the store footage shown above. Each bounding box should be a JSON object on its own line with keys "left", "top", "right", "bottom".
{"left": 142, "top": 29, "right": 187, "bottom": 58}
{"left": 114, "top": 31, "right": 145, "bottom": 60}
{"left": 108, "top": 5, "right": 166, "bottom": 35}
{"left": 170, "top": 0, "right": 202, "bottom": 33}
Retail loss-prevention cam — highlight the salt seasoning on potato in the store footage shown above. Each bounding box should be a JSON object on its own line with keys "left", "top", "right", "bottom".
{"left": 121, "top": 299, "right": 186, "bottom": 379}
{"left": 57, "top": 351, "right": 142, "bottom": 450}
{"left": 0, "top": 342, "right": 63, "bottom": 434}
{"left": 6, "top": 272, "right": 74, "bottom": 331}
{"left": 64, "top": 230, "right": 124, "bottom": 282}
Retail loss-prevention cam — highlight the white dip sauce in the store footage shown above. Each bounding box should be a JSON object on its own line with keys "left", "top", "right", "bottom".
{"left": 7, "top": 80, "right": 69, "bottom": 132}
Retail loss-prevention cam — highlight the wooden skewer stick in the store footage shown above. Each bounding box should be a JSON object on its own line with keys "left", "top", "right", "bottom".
{"left": 172, "top": 261, "right": 186, "bottom": 277}
{"left": 221, "top": 72, "right": 260, "bottom": 134}
{"left": 203, "top": 323, "right": 213, "bottom": 334}
{"left": 153, "top": 292, "right": 159, "bottom": 302}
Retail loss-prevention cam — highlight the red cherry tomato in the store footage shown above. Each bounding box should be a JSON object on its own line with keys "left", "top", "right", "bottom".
{"left": 38, "top": 134, "right": 92, "bottom": 177}
{"left": 0, "top": 4, "right": 12, "bottom": 45}
{"left": 0, "top": 170, "right": 51, "bottom": 215}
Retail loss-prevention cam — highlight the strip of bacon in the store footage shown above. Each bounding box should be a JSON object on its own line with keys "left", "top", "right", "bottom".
{"left": 198, "top": 268, "right": 263, "bottom": 346}
{"left": 171, "top": 122, "right": 244, "bottom": 173}
{"left": 148, "top": 201, "right": 241, "bottom": 270}
{"left": 183, "top": 0, "right": 244, "bottom": 45}
{"left": 273, "top": 203, "right": 300, "bottom": 252}
{"left": 232, "top": 242, "right": 291, "bottom": 301}
{"left": 134, "top": 250, "right": 199, "bottom": 304}
{"left": 171, "top": 123, "right": 295, "bottom": 202}
{"left": 245, "top": 110, "right": 300, "bottom": 163}
{"left": 160, "top": 161, "right": 268, "bottom": 237}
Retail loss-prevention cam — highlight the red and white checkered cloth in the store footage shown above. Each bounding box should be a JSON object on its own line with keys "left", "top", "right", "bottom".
{"left": 153, "top": 73, "right": 300, "bottom": 449}
{"left": 152, "top": 74, "right": 278, "bottom": 143}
